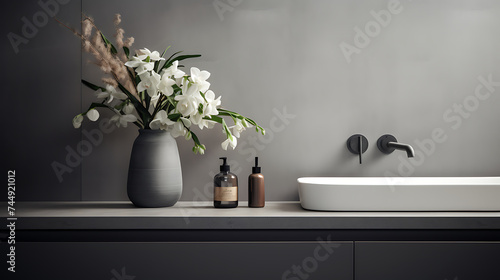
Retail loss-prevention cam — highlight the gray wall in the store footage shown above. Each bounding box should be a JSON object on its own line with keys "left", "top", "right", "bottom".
{"left": 3, "top": 0, "right": 500, "bottom": 202}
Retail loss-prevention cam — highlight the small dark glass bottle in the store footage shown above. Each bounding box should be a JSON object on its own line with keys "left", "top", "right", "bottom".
{"left": 248, "top": 157, "right": 265, "bottom": 208}
{"left": 214, "top": 157, "right": 238, "bottom": 208}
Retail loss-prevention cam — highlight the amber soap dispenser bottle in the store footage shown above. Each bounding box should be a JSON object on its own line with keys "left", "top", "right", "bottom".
{"left": 214, "top": 157, "right": 238, "bottom": 208}
{"left": 248, "top": 157, "right": 265, "bottom": 208}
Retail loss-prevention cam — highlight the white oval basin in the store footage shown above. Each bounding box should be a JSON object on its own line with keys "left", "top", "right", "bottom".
{"left": 297, "top": 177, "right": 500, "bottom": 211}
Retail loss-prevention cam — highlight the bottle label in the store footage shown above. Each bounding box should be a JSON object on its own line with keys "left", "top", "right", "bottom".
{"left": 214, "top": 186, "right": 238, "bottom": 201}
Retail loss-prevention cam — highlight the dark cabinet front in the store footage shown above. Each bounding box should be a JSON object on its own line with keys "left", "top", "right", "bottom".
{"left": 355, "top": 242, "right": 500, "bottom": 280}
{"left": 2, "top": 241, "right": 353, "bottom": 280}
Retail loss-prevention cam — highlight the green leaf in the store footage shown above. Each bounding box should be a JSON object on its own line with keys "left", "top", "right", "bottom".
{"left": 135, "top": 74, "right": 141, "bottom": 86}
{"left": 116, "top": 82, "right": 151, "bottom": 125}
{"left": 191, "top": 131, "right": 202, "bottom": 146}
{"left": 170, "top": 54, "right": 202, "bottom": 62}
{"left": 216, "top": 109, "right": 265, "bottom": 135}
{"left": 221, "top": 118, "right": 233, "bottom": 141}
{"left": 165, "top": 95, "right": 176, "bottom": 110}
{"left": 164, "top": 50, "right": 183, "bottom": 65}
{"left": 198, "top": 103, "right": 204, "bottom": 115}
{"left": 199, "top": 91, "right": 208, "bottom": 103}
{"left": 81, "top": 103, "right": 115, "bottom": 118}
{"left": 217, "top": 111, "right": 244, "bottom": 120}
{"left": 100, "top": 32, "right": 117, "bottom": 55}
{"left": 207, "top": 115, "right": 223, "bottom": 124}
{"left": 114, "top": 101, "right": 128, "bottom": 111}
{"left": 154, "top": 60, "right": 161, "bottom": 73}
{"left": 144, "top": 93, "right": 151, "bottom": 110}
{"left": 168, "top": 113, "right": 182, "bottom": 122}
{"left": 81, "top": 79, "right": 105, "bottom": 91}
{"left": 87, "top": 102, "right": 112, "bottom": 111}
{"left": 244, "top": 116, "right": 258, "bottom": 126}
{"left": 161, "top": 53, "right": 201, "bottom": 71}
{"left": 172, "top": 84, "right": 182, "bottom": 94}
{"left": 155, "top": 46, "right": 172, "bottom": 71}
{"left": 218, "top": 108, "right": 242, "bottom": 116}
{"left": 123, "top": 46, "right": 130, "bottom": 58}
{"left": 160, "top": 46, "right": 171, "bottom": 58}
{"left": 189, "top": 131, "right": 206, "bottom": 154}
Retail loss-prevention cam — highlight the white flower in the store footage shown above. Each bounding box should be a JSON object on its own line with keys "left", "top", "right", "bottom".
{"left": 180, "top": 79, "right": 200, "bottom": 96}
{"left": 86, "top": 109, "right": 99, "bottom": 122}
{"left": 203, "top": 90, "right": 221, "bottom": 116}
{"left": 125, "top": 56, "right": 144, "bottom": 68}
{"left": 125, "top": 48, "right": 164, "bottom": 76}
{"left": 149, "top": 93, "right": 160, "bottom": 111}
{"left": 137, "top": 71, "right": 161, "bottom": 97}
{"left": 175, "top": 83, "right": 203, "bottom": 117}
{"left": 124, "top": 56, "right": 142, "bottom": 68}
{"left": 149, "top": 110, "right": 174, "bottom": 130}
{"left": 135, "top": 62, "right": 154, "bottom": 75}
{"left": 96, "top": 85, "right": 127, "bottom": 103}
{"left": 136, "top": 48, "right": 165, "bottom": 62}
{"left": 182, "top": 90, "right": 221, "bottom": 129}
{"left": 175, "top": 95, "right": 199, "bottom": 117}
{"left": 158, "top": 75, "right": 176, "bottom": 96}
{"left": 190, "top": 113, "right": 204, "bottom": 127}
{"left": 170, "top": 118, "right": 191, "bottom": 138}
{"left": 123, "top": 103, "right": 135, "bottom": 115}
{"left": 110, "top": 114, "right": 137, "bottom": 127}
{"left": 190, "top": 67, "right": 211, "bottom": 92}
{"left": 162, "top": 61, "right": 185, "bottom": 79}
{"left": 124, "top": 56, "right": 154, "bottom": 76}
{"left": 221, "top": 135, "right": 237, "bottom": 150}
{"left": 193, "top": 144, "right": 206, "bottom": 155}
{"left": 72, "top": 114, "right": 84, "bottom": 128}
{"left": 196, "top": 119, "right": 217, "bottom": 130}
{"left": 110, "top": 106, "right": 137, "bottom": 128}
{"left": 230, "top": 119, "right": 246, "bottom": 138}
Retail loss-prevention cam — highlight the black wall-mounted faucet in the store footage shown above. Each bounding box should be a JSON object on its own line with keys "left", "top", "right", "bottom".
{"left": 377, "top": 134, "right": 415, "bottom": 158}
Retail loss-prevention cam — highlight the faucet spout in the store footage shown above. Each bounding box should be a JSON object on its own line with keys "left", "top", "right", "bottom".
{"left": 376, "top": 134, "right": 415, "bottom": 158}
{"left": 387, "top": 142, "right": 415, "bottom": 158}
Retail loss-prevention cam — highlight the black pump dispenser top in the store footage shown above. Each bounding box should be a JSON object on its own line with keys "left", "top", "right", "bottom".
{"left": 219, "top": 157, "right": 230, "bottom": 172}
{"left": 252, "top": 157, "right": 261, "bottom": 173}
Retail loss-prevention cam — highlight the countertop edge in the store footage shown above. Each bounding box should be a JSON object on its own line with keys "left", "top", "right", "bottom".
{"left": 2, "top": 201, "right": 500, "bottom": 230}
{"left": 12, "top": 216, "right": 500, "bottom": 230}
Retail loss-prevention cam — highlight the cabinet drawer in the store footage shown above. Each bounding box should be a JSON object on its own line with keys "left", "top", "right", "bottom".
{"left": 2, "top": 241, "right": 353, "bottom": 280}
{"left": 355, "top": 242, "right": 500, "bottom": 280}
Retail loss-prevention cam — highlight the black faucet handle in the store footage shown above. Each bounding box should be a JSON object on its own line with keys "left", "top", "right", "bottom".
{"left": 347, "top": 134, "right": 369, "bottom": 164}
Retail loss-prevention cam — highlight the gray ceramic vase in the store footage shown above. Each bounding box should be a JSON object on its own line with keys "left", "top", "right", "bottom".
{"left": 127, "top": 129, "right": 182, "bottom": 207}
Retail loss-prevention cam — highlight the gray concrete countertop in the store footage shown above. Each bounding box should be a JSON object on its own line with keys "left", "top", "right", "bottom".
{"left": 2, "top": 201, "right": 500, "bottom": 230}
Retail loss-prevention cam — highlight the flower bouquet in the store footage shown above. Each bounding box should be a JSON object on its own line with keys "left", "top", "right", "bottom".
{"left": 58, "top": 14, "right": 265, "bottom": 207}
{"left": 62, "top": 14, "right": 264, "bottom": 154}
